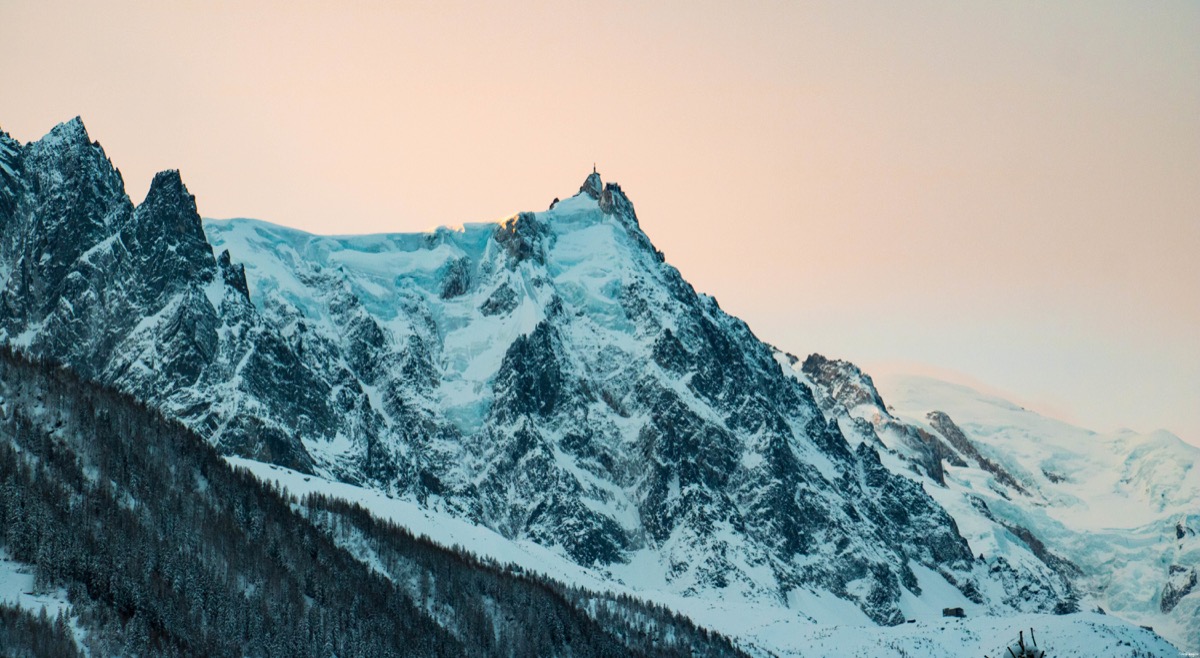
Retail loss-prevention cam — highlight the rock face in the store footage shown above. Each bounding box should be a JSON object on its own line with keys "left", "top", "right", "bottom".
{"left": 0, "top": 120, "right": 373, "bottom": 474}
{"left": 1161, "top": 566, "right": 1196, "bottom": 614}
{"left": 0, "top": 119, "right": 1077, "bottom": 628}
{"left": 784, "top": 355, "right": 1080, "bottom": 614}
{"left": 802, "top": 353, "right": 888, "bottom": 413}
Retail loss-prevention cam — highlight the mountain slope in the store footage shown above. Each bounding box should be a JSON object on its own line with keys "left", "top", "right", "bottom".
{"left": 780, "top": 350, "right": 1197, "bottom": 650}
{"left": 0, "top": 345, "right": 746, "bottom": 657}
{"left": 874, "top": 373, "right": 1200, "bottom": 650}
{"left": 222, "top": 453, "right": 1183, "bottom": 658}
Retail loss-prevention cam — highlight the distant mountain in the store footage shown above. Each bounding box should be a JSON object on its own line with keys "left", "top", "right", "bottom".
{"left": 0, "top": 117, "right": 1192, "bottom": 655}
{"left": 786, "top": 353, "right": 1199, "bottom": 650}
{"left": 871, "top": 372, "right": 1200, "bottom": 650}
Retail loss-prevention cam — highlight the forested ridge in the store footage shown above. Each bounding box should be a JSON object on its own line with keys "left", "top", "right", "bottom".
{"left": 0, "top": 346, "right": 745, "bottom": 657}
{"left": 302, "top": 494, "right": 744, "bottom": 657}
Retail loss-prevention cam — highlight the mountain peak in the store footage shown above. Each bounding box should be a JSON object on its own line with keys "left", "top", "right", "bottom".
{"left": 579, "top": 168, "right": 603, "bottom": 199}
{"left": 147, "top": 168, "right": 187, "bottom": 198}
{"left": 140, "top": 169, "right": 200, "bottom": 226}
{"left": 127, "top": 168, "right": 213, "bottom": 274}
{"left": 40, "top": 116, "right": 92, "bottom": 149}
{"left": 138, "top": 169, "right": 200, "bottom": 232}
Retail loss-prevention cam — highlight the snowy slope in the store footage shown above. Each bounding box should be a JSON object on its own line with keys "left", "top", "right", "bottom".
{"left": 782, "top": 354, "right": 1198, "bottom": 650}
{"left": 867, "top": 374, "right": 1200, "bottom": 651}
{"left": 229, "top": 456, "right": 1183, "bottom": 658}
{"left": 781, "top": 354, "right": 1082, "bottom": 615}
{"left": 0, "top": 550, "right": 71, "bottom": 620}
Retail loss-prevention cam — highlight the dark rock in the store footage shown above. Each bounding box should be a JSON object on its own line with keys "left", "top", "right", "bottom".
{"left": 217, "top": 249, "right": 250, "bottom": 300}
{"left": 579, "top": 171, "right": 602, "bottom": 198}
{"left": 480, "top": 283, "right": 519, "bottom": 316}
{"left": 491, "top": 321, "right": 565, "bottom": 420}
{"left": 651, "top": 328, "right": 689, "bottom": 372}
{"left": 928, "top": 411, "right": 1029, "bottom": 496}
{"left": 802, "top": 353, "right": 889, "bottom": 412}
{"left": 494, "top": 212, "right": 545, "bottom": 264}
{"left": 439, "top": 257, "right": 470, "bottom": 299}
{"left": 1162, "top": 565, "right": 1197, "bottom": 613}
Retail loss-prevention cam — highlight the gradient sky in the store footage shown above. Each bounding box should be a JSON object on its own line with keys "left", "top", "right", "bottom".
{"left": 2, "top": 1, "right": 1197, "bottom": 445}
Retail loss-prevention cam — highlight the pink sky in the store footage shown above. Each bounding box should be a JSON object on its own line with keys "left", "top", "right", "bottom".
{"left": 2, "top": 1, "right": 1198, "bottom": 445}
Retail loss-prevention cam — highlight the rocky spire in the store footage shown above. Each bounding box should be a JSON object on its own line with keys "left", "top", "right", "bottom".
{"left": 579, "top": 168, "right": 603, "bottom": 199}
{"left": 1, "top": 117, "right": 132, "bottom": 323}
{"left": 136, "top": 170, "right": 208, "bottom": 245}
{"left": 121, "top": 169, "right": 216, "bottom": 288}
{"left": 0, "top": 128, "right": 21, "bottom": 216}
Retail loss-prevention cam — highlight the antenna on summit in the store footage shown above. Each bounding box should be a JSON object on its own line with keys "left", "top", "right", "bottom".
{"left": 593, "top": 163, "right": 596, "bottom": 174}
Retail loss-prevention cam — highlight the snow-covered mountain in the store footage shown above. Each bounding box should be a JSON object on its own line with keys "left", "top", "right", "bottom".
{"left": 778, "top": 353, "right": 1200, "bottom": 650}
{"left": 872, "top": 373, "right": 1200, "bottom": 650}
{"left": 0, "top": 118, "right": 324, "bottom": 472}
{"left": 0, "top": 118, "right": 1193, "bottom": 655}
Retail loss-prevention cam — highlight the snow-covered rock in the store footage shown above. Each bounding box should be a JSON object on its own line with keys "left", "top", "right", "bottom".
{"left": 203, "top": 180, "right": 992, "bottom": 627}
{"left": 855, "top": 372, "right": 1200, "bottom": 651}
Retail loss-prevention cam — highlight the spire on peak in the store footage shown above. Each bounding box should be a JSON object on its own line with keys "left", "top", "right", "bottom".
{"left": 580, "top": 167, "right": 603, "bottom": 199}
